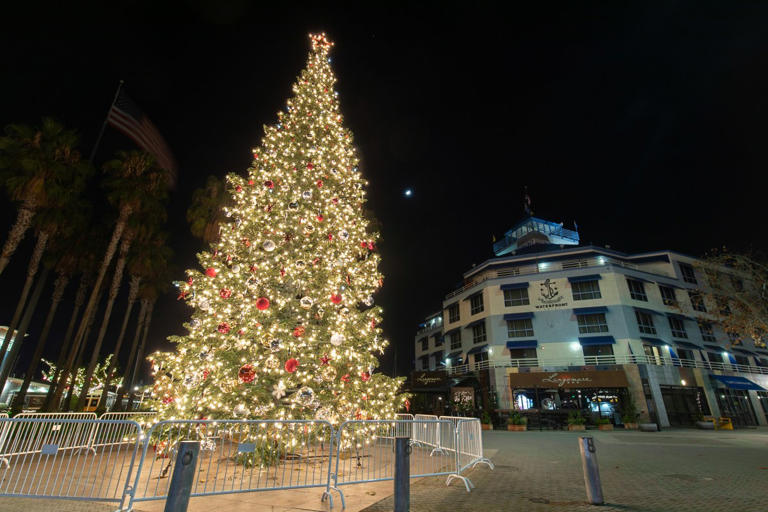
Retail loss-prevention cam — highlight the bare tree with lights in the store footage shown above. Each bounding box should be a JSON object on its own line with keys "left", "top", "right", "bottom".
{"left": 149, "top": 34, "right": 407, "bottom": 424}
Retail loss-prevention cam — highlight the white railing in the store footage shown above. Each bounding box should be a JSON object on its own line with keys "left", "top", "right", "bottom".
{"left": 444, "top": 354, "right": 768, "bottom": 376}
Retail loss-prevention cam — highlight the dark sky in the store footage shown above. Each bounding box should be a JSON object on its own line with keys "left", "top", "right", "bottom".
{"left": 1, "top": 1, "right": 768, "bottom": 381}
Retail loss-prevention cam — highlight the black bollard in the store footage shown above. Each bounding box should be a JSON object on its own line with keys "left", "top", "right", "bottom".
{"left": 578, "top": 436, "right": 604, "bottom": 505}
{"left": 164, "top": 441, "right": 200, "bottom": 512}
{"left": 394, "top": 436, "right": 411, "bottom": 512}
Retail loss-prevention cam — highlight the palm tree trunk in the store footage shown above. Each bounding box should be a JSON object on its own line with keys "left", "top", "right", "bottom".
{"left": 77, "top": 235, "right": 132, "bottom": 411}
{"left": 96, "top": 274, "right": 140, "bottom": 413}
{"left": 0, "top": 200, "right": 36, "bottom": 276}
{"left": 42, "top": 274, "right": 89, "bottom": 411}
{"left": 63, "top": 329, "right": 89, "bottom": 411}
{"left": 127, "top": 299, "right": 154, "bottom": 410}
{"left": 0, "top": 231, "right": 48, "bottom": 389}
{"left": 112, "top": 298, "right": 147, "bottom": 412}
{"left": 11, "top": 272, "right": 69, "bottom": 414}
{"left": 68, "top": 205, "right": 131, "bottom": 395}
{"left": 54, "top": 279, "right": 104, "bottom": 411}
{"left": 0, "top": 267, "right": 50, "bottom": 406}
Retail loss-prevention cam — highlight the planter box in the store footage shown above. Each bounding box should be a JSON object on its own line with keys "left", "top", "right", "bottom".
{"left": 696, "top": 421, "right": 715, "bottom": 430}
{"left": 598, "top": 424, "right": 614, "bottom": 431}
{"left": 481, "top": 423, "right": 492, "bottom": 431}
{"left": 568, "top": 424, "right": 586, "bottom": 431}
{"left": 639, "top": 423, "right": 658, "bottom": 432}
{"left": 507, "top": 424, "right": 527, "bottom": 431}
{"left": 623, "top": 423, "right": 638, "bottom": 430}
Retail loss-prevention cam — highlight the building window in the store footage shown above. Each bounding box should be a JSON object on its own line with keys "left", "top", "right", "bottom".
{"left": 679, "top": 262, "right": 697, "bottom": 284}
{"left": 472, "top": 322, "right": 487, "bottom": 343}
{"left": 677, "top": 348, "right": 694, "bottom": 361}
{"left": 475, "top": 351, "right": 488, "bottom": 364}
{"left": 447, "top": 303, "right": 460, "bottom": 323}
{"left": 509, "top": 348, "right": 537, "bottom": 365}
{"left": 582, "top": 344, "right": 614, "bottom": 363}
{"left": 627, "top": 279, "right": 648, "bottom": 301}
{"left": 450, "top": 331, "right": 461, "bottom": 350}
{"left": 716, "top": 296, "right": 731, "bottom": 316}
{"left": 659, "top": 285, "right": 677, "bottom": 306}
{"left": 503, "top": 288, "right": 530, "bottom": 307}
{"left": 507, "top": 318, "right": 534, "bottom": 338}
{"left": 727, "top": 331, "right": 741, "bottom": 345}
{"left": 635, "top": 311, "right": 657, "bottom": 335}
{"left": 688, "top": 291, "right": 706, "bottom": 312}
{"left": 705, "top": 351, "right": 721, "bottom": 364}
{"left": 433, "top": 350, "right": 444, "bottom": 368}
{"left": 419, "top": 337, "right": 428, "bottom": 351}
{"left": 470, "top": 294, "right": 484, "bottom": 315}
{"left": 699, "top": 322, "right": 716, "bottom": 342}
{"left": 668, "top": 317, "right": 688, "bottom": 338}
{"left": 643, "top": 344, "right": 663, "bottom": 365}
{"left": 418, "top": 355, "right": 429, "bottom": 370}
{"left": 434, "top": 334, "right": 443, "bottom": 347}
{"left": 572, "top": 280, "right": 602, "bottom": 301}
{"left": 577, "top": 313, "right": 609, "bottom": 334}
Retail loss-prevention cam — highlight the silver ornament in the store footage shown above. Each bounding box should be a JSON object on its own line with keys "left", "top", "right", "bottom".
{"left": 295, "top": 260, "right": 306, "bottom": 270}
{"left": 232, "top": 264, "right": 241, "bottom": 273}
{"left": 338, "top": 229, "right": 349, "bottom": 240}
{"left": 294, "top": 386, "right": 315, "bottom": 407}
{"left": 330, "top": 333, "right": 345, "bottom": 346}
{"left": 300, "top": 296, "right": 314, "bottom": 309}
{"left": 263, "top": 240, "right": 276, "bottom": 252}
{"left": 233, "top": 404, "right": 248, "bottom": 417}
{"left": 270, "top": 339, "right": 282, "bottom": 352}
{"left": 363, "top": 295, "right": 374, "bottom": 306}
{"left": 302, "top": 190, "right": 312, "bottom": 200}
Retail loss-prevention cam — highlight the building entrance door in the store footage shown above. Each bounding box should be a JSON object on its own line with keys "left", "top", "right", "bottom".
{"left": 716, "top": 389, "right": 758, "bottom": 427}
{"left": 660, "top": 386, "right": 708, "bottom": 426}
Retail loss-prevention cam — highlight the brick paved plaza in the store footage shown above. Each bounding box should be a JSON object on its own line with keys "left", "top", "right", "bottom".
{"left": 363, "top": 428, "right": 768, "bottom": 512}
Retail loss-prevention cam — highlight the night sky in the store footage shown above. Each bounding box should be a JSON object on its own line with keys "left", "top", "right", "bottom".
{"left": 1, "top": 2, "right": 768, "bottom": 381}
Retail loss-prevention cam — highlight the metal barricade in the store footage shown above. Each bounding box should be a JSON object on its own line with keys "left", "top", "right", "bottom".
{"left": 395, "top": 413, "right": 413, "bottom": 438}
{"left": 412, "top": 414, "right": 439, "bottom": 450}
{"left": 87, "top": 412, "right": 156, "bottom": 451}
{"left": 0, "top": 418, "right": 143, "bottom": 508}
{"left": 332, "top": 419, "right": 466, "bottom": 505}
{"left": 129, "top": 419, "right": 338, "bottom": 509}
{"left": 1, "top": 413, "right": 99, "bottom": 465}
{"left": 454, "top": 419, "right": 495, "bottom": 473}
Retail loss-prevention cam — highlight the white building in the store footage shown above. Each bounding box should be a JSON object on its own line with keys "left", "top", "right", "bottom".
{"left": 413, "top": 217, "right": 768, "bottom": 428}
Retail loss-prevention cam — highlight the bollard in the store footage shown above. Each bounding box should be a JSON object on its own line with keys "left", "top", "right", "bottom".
{"left": 394, "top": 436, "right": 411, "bottom": 512}
{"left": 164, "top": 441, "right": 200, "bottom": 512}
{"left": 578, "top": 436, "right": 604, "bottom": 505}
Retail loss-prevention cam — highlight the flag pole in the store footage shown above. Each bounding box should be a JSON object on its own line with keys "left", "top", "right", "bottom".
{"left": 88, "top": 80, "right": 124, "bottom": 163}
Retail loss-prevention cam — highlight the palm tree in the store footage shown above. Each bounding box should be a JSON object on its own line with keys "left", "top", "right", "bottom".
{"left": 70, "top": 150, "right": 168, "bottom": 410}
{"left": 112, "top": 298, "right": 148, "bottom": 411}
{"left": 0, "top": 118, "right": 86, "bottom": 275}
{"left": 187, "top": 174, "right": 229, "bottom": 244}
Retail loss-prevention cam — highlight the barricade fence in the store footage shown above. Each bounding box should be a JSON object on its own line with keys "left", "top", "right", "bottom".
{"left": 0, "top": 415, "right": 492, "bottom": 510}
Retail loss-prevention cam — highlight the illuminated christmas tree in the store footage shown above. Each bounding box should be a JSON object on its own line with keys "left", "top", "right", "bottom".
{"left": 150, "top": 34, "right": 406, "bottom": 424}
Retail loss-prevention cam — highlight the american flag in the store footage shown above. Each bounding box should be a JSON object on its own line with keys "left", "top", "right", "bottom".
{"left": 106, "top": 90, "right": 177, "bottom": 185}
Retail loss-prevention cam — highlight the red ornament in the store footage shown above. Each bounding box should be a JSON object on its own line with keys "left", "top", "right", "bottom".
{"left": 320, "top": 355, "right": 330, "bottom": 365}
{"left": 360, "top": 371, "right": 371, "bottom": 382}
{"left": 280, "top": 267, "right": 286, "bottom": 277}
{"left": 235, "top": 185, "right": 243, "bottom": 192}
{"left": 316, "top": 179, "right": 323, "bottom": 188}
{"left": 256, "top": 297, "right": 270, "bottom": 310}
{"left": 317, "top": 215, "right": 324, "bottom": 222}
{"left": 202, "top": 369, "right": 210, "bottom": 380}
{"left": 248, "top": 179, "right": 255, "bottom": 186}
{"left": 217, "top": 322, "right": 231, "bottom": 334}
{"left": 219, "top": 288, "right": 232, "bottom": 299}
{"left": 252, "top": 151, "right": 259, "bottom": 159}
{"left": 307, "top": 162, "right": 314, "bottom": 170}
{"left": 186, "top": 277, "right": 194, "bottom": 286}
{"left": 249, "top": 264, "right": 257, "bottom": 273}
{"left": 238, "top": 328, "right": 245, "bottom": 335}
{"left": 327, "top": 232, "right": 333, "bottom": 240}
{"left": 331, "top": 294, "right": 342, "bottom": 304}
{"left": 341, "top": 374, "right": 350, "bottom": 383}
{"left": 332, "top": 197, "right": 339, "bottom": 204}
{"left": 293, "top": 326, "right": 305, "bottom": 337}
{"left": 162, "top": 396, "right": 174, "bottom": 405}
{"left": 360, "top": 241, "right": 367, "bottom": 248}
{"left": 404, "top": 399, "right": 411, "bottom": 412}
{"left": 367, "top": 241, "right": 375, "bottom": 251}
{"left": 284, "top": 358, "right": 299, "bottom": 373}
{"left": 243, "top": 238, "right": 251, "bottom": 247}
{"left": 238, "top": 364, "right": 256, "bottom": 383}
{"left": 265, "top": 180, "right": 274, "bottom": 189}
{"left": 370, "top": 319, "right": 377, "bottom": 330}
{"left": 205, "top": 267, "right": 217, "bottom": 277}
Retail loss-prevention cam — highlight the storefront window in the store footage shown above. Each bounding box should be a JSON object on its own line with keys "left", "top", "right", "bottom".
{"left": 582, "top": 344, "right": 614, "bottom": 364}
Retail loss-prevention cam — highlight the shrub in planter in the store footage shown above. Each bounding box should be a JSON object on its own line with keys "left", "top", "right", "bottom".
{"left": 596, "top": 417, "right": 613, "bottom": 431}
{"left": 481, "top": 410, "right": 493, "bottom": 430}
{"left": 567, "top": 411, "right": 586, "bottom": 431}
{"left": 507, "top": 411, "right": 527, "bottom": 431}
{"left": 621, "top": 393, "right": 640, "bottom": 429}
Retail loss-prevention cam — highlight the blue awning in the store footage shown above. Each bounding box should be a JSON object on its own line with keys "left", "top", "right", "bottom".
{"left": 657, "top": 281, "right": 685, "bottom": 289}
{"left": 634, "top": 307, "right": 662, "bottom": 316}
{"left": 466, "top": 344, "right": 488, "bottom": 355}
{"left": 507, "top": 340, "right": 538, "bottom": 349}
{"left": 500, "top": 282, "right": 529, "bottom": 290}
{"left": 711, "top": 375, "right": 766, "bottom": 391}
{"left": 573, "top": 306, "right": 608, "bottom": 315}
{"left": 504, "top": 312, "right": 534, "bottom": 321}
{"left": 578, "top": 336, "right": 616, "bottom": 346}
{"left": 464, "top": 319, "right": 486, "bottom": 329}
{"left": 443, "top": 327, "right": 461, "bottom": 337}
{"left": 446, "top": 351, "right": 463, "bottom": 361}
{"left": 568, "top": 274, "right": 602, "bottom": 283}
{"left": 673, "top": 340, "right": 701, "bottom": 349}
{"left": 627, "top": 276, "right": 653, "bottom": 283}
{"left": 704, "top": 344, "right": 725, "bottom": 352}
{"left": 732, "top": 347, "right": 756, "bottom": 355}
{"left": 641, "top": 337, "right": 668, "bottom": 347}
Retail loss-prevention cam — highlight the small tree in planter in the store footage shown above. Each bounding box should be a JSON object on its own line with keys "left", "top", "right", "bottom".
{"left": 567, "top": 411, "right": 586, "bottom": 431}
{"left": 507, "top": 411, "right": 527, "bottom": 431}
{"left": 596, "top": 417, "right": 613, "bottom": 431}
{"left": 481, "top": 410, "right": 493, "bottom": 430}
{"left": 621, "top": 393, "right": 640, "bottom": 430}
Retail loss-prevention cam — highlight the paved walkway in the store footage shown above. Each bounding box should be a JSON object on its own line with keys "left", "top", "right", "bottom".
{"left": 363, "top": 428, "right": 768, "bottom": 512}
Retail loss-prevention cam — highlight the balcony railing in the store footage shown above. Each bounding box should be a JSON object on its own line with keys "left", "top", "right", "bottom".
{"left": 445, "top": 256, "right": 651, "bottom": 300}
{"left": 442, "top": 354, "right": 768, "bottom": 377}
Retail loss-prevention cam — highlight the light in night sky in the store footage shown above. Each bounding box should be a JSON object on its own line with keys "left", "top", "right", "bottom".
{"left": 404, "top": 188, "right": 413, "bottom": 197}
